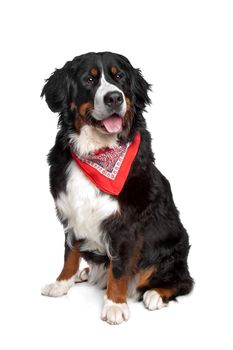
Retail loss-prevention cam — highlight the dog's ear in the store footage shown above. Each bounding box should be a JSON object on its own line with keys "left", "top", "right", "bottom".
{"left": 41, "top": 62, "right": 72, "bottom": 113}
{"left": 132, "top": 68, "right": 151, "bottom": 111}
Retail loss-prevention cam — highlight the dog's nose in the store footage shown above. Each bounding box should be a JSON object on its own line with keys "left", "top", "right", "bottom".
{"left": 104, "top": 91, "right": 123, "bottom": 108}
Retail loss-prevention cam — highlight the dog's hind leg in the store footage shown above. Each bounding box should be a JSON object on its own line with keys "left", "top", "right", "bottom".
{"left": 41, "top": 243, "right": 80, "bottom": 297}
{"left": 137, "top": 263, "right": 194, "bottom": 310}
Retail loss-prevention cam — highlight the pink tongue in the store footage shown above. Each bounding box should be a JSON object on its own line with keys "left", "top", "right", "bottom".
{"left": 102, "top": 115, "right": 123, "bottom": 133}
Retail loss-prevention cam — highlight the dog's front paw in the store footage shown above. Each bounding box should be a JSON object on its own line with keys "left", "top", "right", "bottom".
{"left": 101, "top": 297, "right": 129, "bottom": 325}
{"left": 143, "top": 290, "right": 168, "bottom": 310}
{"left": 41, "top": 278, "right": 74, "bottom": 297}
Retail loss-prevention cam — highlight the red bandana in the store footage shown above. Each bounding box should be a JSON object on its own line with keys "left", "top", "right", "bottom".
{"left": 70, "top": 132, "right": 141, "bottom": 196}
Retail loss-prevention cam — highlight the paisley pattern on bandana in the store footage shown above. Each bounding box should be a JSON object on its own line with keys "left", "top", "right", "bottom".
{"left": 79, "top": 143, "right": 130, "bottom": 180}
{"left": 70, "top": 132, "right": 141, "bottom": 195}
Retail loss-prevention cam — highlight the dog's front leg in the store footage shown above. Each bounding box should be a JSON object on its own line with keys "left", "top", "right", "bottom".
{"left": 101, "top": 260, "right": 129, "bottom": 325}
{"left": 41, "top": 244, "right": 80, "bottom": 297}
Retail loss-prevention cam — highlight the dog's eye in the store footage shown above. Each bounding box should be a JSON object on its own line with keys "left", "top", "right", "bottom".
{"left": 115, "top": 73, "right": 122, "bottom": 81}
{"left": 87, "top": 76, "right": 94, "bottom": 84}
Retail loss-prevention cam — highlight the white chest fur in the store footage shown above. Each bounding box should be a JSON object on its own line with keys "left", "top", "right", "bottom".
{"left": 56, "top": 161, "right": 119, "bottom": 254}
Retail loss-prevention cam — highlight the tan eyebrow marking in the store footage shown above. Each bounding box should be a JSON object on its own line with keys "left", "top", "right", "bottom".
{"left": 111, "top": 66, "right": 117, "bottom": 75}
{"left": 90, "top": 67, "right": 98, "bottom": 77}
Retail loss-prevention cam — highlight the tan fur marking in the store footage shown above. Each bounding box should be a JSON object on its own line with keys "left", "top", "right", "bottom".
{"left": 121, "top": 113, "right": 133, "bottom": 139}
{"left": 74, "top": 114, "right": 86, "bottom": 134}
{"left": 57, "top": 247, "right": 80, "bottom": 281}
{"left": 79, "top": 101, "right": 93, "bottom": 118}
{"left": 90, "top": 67, "right": 98, "bottom": 77}
{"left": 136, "top": 266, "right": 156, "bottom": 289}
{"left": 117, "top": 96, "right": 133, "bottom": 140}
{"left": 106, "top": 261, "right": 129, "bottom": 304}
{"left": 74, "top": 101, "right": 94, "bottom": 133}
{"left": 125, "top": 97, "right": 131, "bottom": 110}
{"left": 111, "top": 66, "right": 117, "bottom": 75}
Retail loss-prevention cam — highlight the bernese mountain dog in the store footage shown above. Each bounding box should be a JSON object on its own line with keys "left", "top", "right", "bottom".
{"left": 41, "top": 52, "right": 193, "bottom": 325}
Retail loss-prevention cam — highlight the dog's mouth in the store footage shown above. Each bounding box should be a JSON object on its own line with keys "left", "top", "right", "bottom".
{"left": 99, "top": 114, "right": 123, "bottom": 134}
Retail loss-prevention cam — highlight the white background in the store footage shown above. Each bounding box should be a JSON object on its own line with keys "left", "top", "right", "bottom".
{"left": 0, "top": 0, "right": 232, "bottom": 349}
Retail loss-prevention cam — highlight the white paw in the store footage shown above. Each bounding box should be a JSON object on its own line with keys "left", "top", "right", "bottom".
{"left": 143, "top": 290, "right": 168, "bottom": 310}
{"left": 101, "top": 297, "right": 129, "bottom": 325}
{"left": 75, "top": 268, "right": 89, "bottom": 283}
{"left": 41, "top": 278, "right": 74, "bottom": 297}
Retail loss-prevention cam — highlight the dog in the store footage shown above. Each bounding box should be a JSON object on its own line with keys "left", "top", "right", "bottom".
{"left": 41, "top": 52, "right": 193, "bottom": 325}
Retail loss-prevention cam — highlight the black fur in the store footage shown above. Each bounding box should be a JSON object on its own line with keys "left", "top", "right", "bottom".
{"left": 42, "top": 52, "right": 193, "bottom": 301}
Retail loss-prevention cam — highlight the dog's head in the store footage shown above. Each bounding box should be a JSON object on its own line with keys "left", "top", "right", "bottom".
{"left": 41, "top": 52, "right": 151, "bottom": 142}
